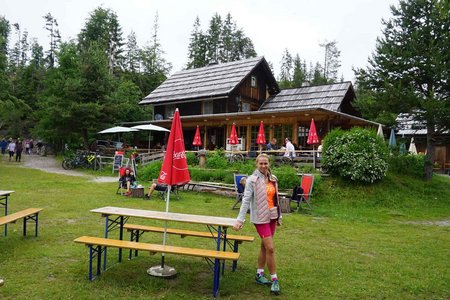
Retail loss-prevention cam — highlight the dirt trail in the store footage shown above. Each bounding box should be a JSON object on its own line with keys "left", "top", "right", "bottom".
{"left": 21, "top": 155, "right": 116, "bottom": 183}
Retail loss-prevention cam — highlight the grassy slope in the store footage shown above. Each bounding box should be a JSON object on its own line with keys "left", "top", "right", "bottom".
{"left": 0, "top": 159, "right": 449, "bottom": 299}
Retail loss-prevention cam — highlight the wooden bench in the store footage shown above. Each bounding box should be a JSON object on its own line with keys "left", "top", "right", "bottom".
{"left": 124, "top": 223, "right": 253, "bottom": 271}
{"left": 74, "top": 236, "right": 240, "bottom": 298}
{"left": 0, "top": 208, "right": 43, "bottom": 237}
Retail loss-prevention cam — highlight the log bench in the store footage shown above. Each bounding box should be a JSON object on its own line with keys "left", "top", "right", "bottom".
{"left": 74, "top": 236, "right": 240, "bottom": 298}
{"left": 124, "top": 223, "right": 254, "bottom": 270}
{"left": 0, "top": 208, "right": 43, "bottom": 237}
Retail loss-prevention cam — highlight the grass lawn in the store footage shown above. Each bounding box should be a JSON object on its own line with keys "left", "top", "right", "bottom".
{"left": 0, "top": 157, "right": 449, "bottom": 299}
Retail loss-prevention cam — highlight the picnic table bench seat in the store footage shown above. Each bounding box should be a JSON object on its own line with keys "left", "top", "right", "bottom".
{"left": 74, "top": 235, "right": 240, "bottom": 297}
{"left": 0, "top": 208, "right": 43, "bottom": 237}
{"left": 124, "top": 223, "right": 253, "bottom": 270}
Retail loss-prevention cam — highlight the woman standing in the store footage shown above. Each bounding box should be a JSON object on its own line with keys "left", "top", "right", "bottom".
{"left": 233, "top": 153, "right": 282, "bottom": 295}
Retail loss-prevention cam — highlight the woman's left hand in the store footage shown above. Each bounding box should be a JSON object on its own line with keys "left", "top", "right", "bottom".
{"left": 276, "top": 219, "right": 282, "bottom": 226}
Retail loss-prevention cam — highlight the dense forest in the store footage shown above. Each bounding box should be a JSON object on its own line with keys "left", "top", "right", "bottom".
{"left": 0, "top": 7, "right": 341, "bottom": 151}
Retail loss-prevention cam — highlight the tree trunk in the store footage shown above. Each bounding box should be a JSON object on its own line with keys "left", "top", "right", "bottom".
{"left": 424, "top": 124, "right": 435, "bottom": 180}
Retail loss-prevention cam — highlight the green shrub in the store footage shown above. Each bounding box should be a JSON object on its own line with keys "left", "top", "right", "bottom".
{"left": 138, "top": 161, "right": 162, "bottom": 181}
{"left": 206, "top": 151, "right": 228, "bottom": 169}
{"left": 189, "top": 167, "right": 229, "bottom": 182}
{"left": 322, "top": 127, "right": 388, "bottom": 183}
{"left": 272, "top": 165, "right": 299, "bottom": 190}
{"left": 388, "top": 154, "right": 425, "bottom": 178}
{"left": 186, "top": 152, "right": 197, "bottom": 166}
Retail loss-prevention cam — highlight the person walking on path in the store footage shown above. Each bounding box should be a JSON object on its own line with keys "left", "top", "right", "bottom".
{"left": 7, "top": 139, "right": 16, "bottom": 161}
{"left": 233, "top": 153, "right": 282, "bottom": 295}
{"left": 15, "top": 139, "right": 23, "bottom": 162}
{"left": 0, "top": 139, "right": 6, "bottom": 155}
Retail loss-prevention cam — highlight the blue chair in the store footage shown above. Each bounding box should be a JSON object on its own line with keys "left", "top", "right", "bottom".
{"left": 232, "top": 174, "right": 247, "bottom": 209}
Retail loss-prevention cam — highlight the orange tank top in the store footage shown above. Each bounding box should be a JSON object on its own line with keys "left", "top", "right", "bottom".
{"left": 266, "top": 181, "right": 276, "bottom": 208}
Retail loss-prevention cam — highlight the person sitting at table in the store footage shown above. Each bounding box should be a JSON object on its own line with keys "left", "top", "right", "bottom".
{"left": 145, "top": 182, "right": 167, "bottom": 199}
{"left": 284, "top": 138, "right": 296, "bottom": 158}
{"left": 119, "top": 168, "right": 136, "bottom": 196}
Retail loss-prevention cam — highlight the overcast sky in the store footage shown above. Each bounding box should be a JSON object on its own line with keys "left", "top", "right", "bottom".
{"left": 2, "top": 0, "right": 398, "bottom": 81}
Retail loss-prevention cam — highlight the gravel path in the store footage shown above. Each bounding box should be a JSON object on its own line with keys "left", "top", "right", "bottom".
{"left": 21, "top": 155, "right": 117, "bottom": 183}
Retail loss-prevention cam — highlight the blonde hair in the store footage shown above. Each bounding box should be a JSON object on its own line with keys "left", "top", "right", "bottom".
{"left": 256, "top": 153, "right": 271, "bottom": 164}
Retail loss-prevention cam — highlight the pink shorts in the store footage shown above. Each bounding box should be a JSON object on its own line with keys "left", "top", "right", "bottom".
{"left": 254, "top": 219, "right": 277, "bottom": 238}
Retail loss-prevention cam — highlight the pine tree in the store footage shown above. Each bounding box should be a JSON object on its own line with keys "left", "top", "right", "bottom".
{"left": 319, "top": 40, "right": 341, "bottom": 83}
{"left": 354, "top": 0, "right": 450, "bottom": 180}
{"left": 124, "top": 31, "right": 140, "bottom": 72}
{"left": 78, "top": 7, "right": 124, "bottom": 75}
{"left": 206, "top": 13, "right": 222, "bottom": 64}
{"left": 279, "top": 48, "right": 293, "bottom": 88}
{"left": 140, "top": 13, "right": 172, "bottom": 91}
{"left": 43, "top": 13, "right": 61, "bottom": 68}
{"left": 292, "top": 54, "right": 307, "bottom": 88}
{"left": 186, "top": 17, "right": 207, "bottom": 69}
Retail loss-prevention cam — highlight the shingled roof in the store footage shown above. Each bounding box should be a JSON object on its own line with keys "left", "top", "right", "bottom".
{"left": 259, "top": 82, "right": 354, "bottom": 112}
{"left": 139, "top": 56, "right": 278, "bottom": 105}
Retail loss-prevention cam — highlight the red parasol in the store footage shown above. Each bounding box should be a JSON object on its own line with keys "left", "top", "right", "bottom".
{"left": 256, "top": 121, "right": 266, "bottom": 153}
{"left": 256, "top": 121, "right": 266, "bottom": 145}
{"left": 228, "top": 123, "right": 239, "bottom": 145}
{"left": 158, "top": 109, "right": 190, "bottom": 186}
{"left": 151, "top": 108, "right": 190, "bottom": 277}
{"left": 307, "top": 118, "right": 319, "bottom": 169}
{"left": 307, "top": 118, "right": 319, "bottom": 145}
{"left": 192, "top": 125, "right": 202, "bottom": 147}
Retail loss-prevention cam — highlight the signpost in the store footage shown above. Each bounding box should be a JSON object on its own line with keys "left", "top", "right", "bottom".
{"left": 112, "top": 151, "right": 124, "bottom": 173}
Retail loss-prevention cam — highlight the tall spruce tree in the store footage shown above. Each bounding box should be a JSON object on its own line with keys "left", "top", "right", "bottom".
{"left": 279, "top": 48, "right": 293, "bottom": 88}
{"left": 43, "top": 13, "right": 61, "bottom": 68}
{"left": 140, "top": 13, "right": 172, "bottom": 92}
{"left": 319, "top": 40, "right": 341, "bottom": 83}
{"left": 292, "top": 54, "right": 307, "bottom": 88}
{"left": 124, "top": 30, "right": 140, "bottom": 73}
{"left": 186, "top": 13, "right": 256, "bottom": 68}
{"left": 206, "top": 13, "right": 222, "bottom": 63}
{"left": 78, "top": 7, "right": 124, "bottom": 75}
{"left": 354, "top": 0, "right": 450, "bottom": 180}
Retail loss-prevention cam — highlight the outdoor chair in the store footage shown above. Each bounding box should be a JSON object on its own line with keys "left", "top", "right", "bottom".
{"left": 159, "top": 185, "right": 181, "bottom": 200}
{"left": 232, "top": 174, "right": 247, "bottom": 209}
{"left": 290, "top": 174, "right": 314, "bottom": 211}
{"left": 116, "top": 166, "right": 134, "bottom": 195}
{"left": 149, "top": 180, "right": 181, "bottom": 200}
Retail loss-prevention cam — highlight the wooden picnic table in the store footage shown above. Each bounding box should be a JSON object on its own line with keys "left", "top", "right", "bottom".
{"left": 90, "top": 206, "right": 238, "bottom": 298}
{"left": 0, "top": 190, "right": 15, "bottom": 235}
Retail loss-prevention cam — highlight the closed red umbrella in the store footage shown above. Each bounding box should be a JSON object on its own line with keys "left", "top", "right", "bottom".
{"left": 150, "top": 108, "right": 190, "bottom": 277}
{"left": 228, "top": 123, "right": 239, "bottom": 145}
{"left": 158, "top": 109, "right": 190, "bottom": 186}
{"left": 256, "top": 121, "right": 266, "bottom": 153}
{"left": 192, "top": 125, "right": 202, "bottom": 149}
{"left": 307, "top": 118, "right": 319, "bottom": 168}
{"left": 307, "top": 118, "right": 319, "bottom": 145}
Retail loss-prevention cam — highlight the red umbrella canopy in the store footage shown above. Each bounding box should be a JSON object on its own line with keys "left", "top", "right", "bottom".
{"left": 228, "top": 123, "right": 239, "bottom": 145}
{"left": 256, "top": 121, "right": 266, "bottom": 145}
{"left": 307, "top": 118, "right": 319, "bottom": 145}
{"left": 192, "top": 125, "right": 202, "bottom": 146}
{"left": 158, "top": 109, "right": 190, "bottom": 186}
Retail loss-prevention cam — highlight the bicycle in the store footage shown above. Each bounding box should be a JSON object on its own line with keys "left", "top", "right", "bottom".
{"left": 62, "top": 151, "right": 97, "bottom": 170}
{"left": 228, "top": 153, "right": 244, "bottom": 164}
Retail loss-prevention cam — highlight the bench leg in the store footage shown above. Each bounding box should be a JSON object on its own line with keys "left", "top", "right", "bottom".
{"left": 232, "top": 241, "right": 239, "bottom": 271}
{"left": 23, "top": 217, "right": 27, "bottom": 236}
{"left": 88, "top": 245, "right": 102, "bottom": 281}
{"left": 35, "top": 213, "right": 39, "bottom": 237}
{"left": 213, "top": 258, "right": 221, "bottom": 298}
{"left": 129, "top": 229, "right": 142, "bottom": 259}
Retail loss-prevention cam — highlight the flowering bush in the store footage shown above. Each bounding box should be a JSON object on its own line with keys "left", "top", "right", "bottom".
{"left": 322, "top": 127, "right": 388, "bottom": 183}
